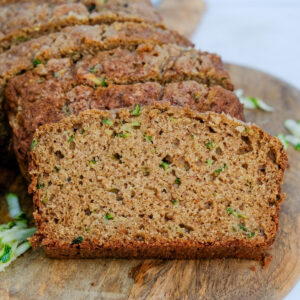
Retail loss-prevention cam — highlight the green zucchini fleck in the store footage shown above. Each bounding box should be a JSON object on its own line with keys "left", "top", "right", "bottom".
{"left": 206, "top": 159, "right": 213, "bottom": 166}
{"left": 102, "top": 119, "right": 113, "bottom": 126}
{"left": 174, "top": 177, "right": 181, "bottom": 185}
{"left": 30, "top": 139, "right": 37, "bottom": 150}
{"left": 160, "top": 160, "right": 170, "bottom": 170}
{"left": 214, "top": 164, "right": 227, "bottom": 174}
{"left": 131, "top": 104, "right": 140, "bottom": 116}
{"left": 205, "top": 141, "right": 214, "bottom": 150}
{"left": 32, "top": 59, "right": 42, "bottom": 67}
{"left": 71, "top": 236, "right": 83, "bottom": 245}
{"left": 238, "top": 224, "right": 248, "bottom": 232}
{"left": 105, "top": 213, "right": 114, "bottom": 220}
{"left": 68, "top": 135, "right": 75, "bottom": 143}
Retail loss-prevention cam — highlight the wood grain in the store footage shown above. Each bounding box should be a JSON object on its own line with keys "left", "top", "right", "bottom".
{"left": 0, "top": 65, "right": 299, "bottom": 300}
{"left": 158, "top": 0, "right": 206, "bottom": 38}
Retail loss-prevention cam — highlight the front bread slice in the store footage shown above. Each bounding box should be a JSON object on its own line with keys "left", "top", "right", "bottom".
{"left": 29, "top": 103, "right": 287, "bottom": 260}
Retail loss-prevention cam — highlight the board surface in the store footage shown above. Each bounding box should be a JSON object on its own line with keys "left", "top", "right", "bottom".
{"left": 158, "top": 0, "right": 206, "bottom": 38}
{"left": 0, "top": 65, "right": 299, "bottom": 300}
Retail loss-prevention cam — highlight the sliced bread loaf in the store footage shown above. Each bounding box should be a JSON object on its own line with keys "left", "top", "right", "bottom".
{"left": 0, "top": 0, "right": 162, "bottom": 53}
{"left": 29, "top": 103, "right": 287, "bottom": 260}
{"left": 6, "top": 76, "right": 243, "bottom": 176}
{"left": 0, "top": 22, "right": 192, "bottom": 163}
{"left": 5, "top": 42, "right": 235, "bottom": 174}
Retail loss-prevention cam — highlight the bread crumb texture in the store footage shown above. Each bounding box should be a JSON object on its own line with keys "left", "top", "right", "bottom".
{"left": 29, "top": 103, "right": 287, "bottom": 260}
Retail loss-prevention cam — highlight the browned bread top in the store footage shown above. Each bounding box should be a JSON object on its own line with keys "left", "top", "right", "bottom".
{"left": 6, "top": 79, "right": 243, "bottom": 176}
{"left": 0, "top": 21, "right": 192, "bottom": 163}
{"left": 29, "top": 103, "right": 287, "bottom": 260}
{"left": 0, "top": 0, "right": 162, "bottom": 53}
{"left": 5, "top": 42, "right": 236, "bottom": 176}
{"left": 0, "top": 22, "right": 192, "bottom": 89}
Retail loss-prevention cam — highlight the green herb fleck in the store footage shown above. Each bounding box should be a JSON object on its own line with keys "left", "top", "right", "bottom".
{"left": 81, "top": 129, "right": 85, "bottom": 135}
{"left": 206, "top": 159, "right": 213, "bottom": 166}
{"left": 105, "top": 213, "right": 114, "bottom": 220}
{"left": 89, "top": 64, "right": 100, "bottom": 73}
{"left": 205, "top": 141, "right": 214, "bottom": 150}
{"left": 89, "top": 160, "right": 96, "bottom": 166}
{"left": 71, "top": 236, "right": 83, "bottom": 245}
{"left": 30, "top": 139, "right": 37, "bottom": 150}
{"left": 131, "top": 121, "right": 141, "bottom": 128}
{"left": 237, "top": 212, "right": 246, "bottom": 219}
{"left": 174, "top": 177, "right": 181, "bottom": 185}
{"left": 68, "top": 135, "right": 75, "bottom": 143}
{"left": 109, "top": 188, "right": 119, "bottom": 194}
{"left": 37, "top": 183, "right": 45, "bottom": 189}
{"left": 191, "top": 134, "right": 195, "bottom": 139}
{"left": 15, "top": 36, "right": 29, "bottom": 42}
{"left": 238, "top": 224, "right": 248, "bottom": 232}
{"left": 171, "top": 199, "right": 179, "bottom": 205}
{"left": 131, "top": 104, "right": 140, "bottom": 116}
{"left": 227, "top": 207, "right": 246, "bottom": 219}
{"left": 193, "top": 92, "right": 200, "bottom": 101}
{"left": 54, "top": 72, "right": 60, "bottom": 79}
{"left": 102, "top": 119, "right": 113, "bottom": 126}
{"left": 42, "top": 197, "right": 48, "bottom": 204}
{"left": 33, "top": 59, "right": 42, "bottom": 67}
{"left": 145, "top": 135, "right": 153, "bottom": 142}
{"left": 232, "top": 226, "right": 237, "bottom": 232}
{"left": 118, "top": 133, "right": 130, "bottom": 138}
{"left": 96, "top": 77, "right": 108, "bottom": 87}
{"left": 247, "top": 232, "right": 255, "bottom": 238}
{"left": 55, "top": 166, "right": 61, "bottom": 172}
{"left": 214, "top": 164, "right": 227, "bottom": 174}
{"left": 160, "top": 160, "right": 170, "bottom": 170}
{"left": 244, "top": 128, "right": 250, "bottom": 134}
{"left": 227, "top": 207, "right": 234, "bottom": 215}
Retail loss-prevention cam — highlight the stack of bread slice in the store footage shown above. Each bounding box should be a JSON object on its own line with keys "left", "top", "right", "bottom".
{"left": 0, "top": 0, "right": 287, "bottom": 261}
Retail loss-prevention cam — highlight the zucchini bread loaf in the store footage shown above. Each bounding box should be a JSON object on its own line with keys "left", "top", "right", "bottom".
{"left": 0, "top": 0, "right": 162, "bottom": 53}
{"left": 0, "top": 21, "right": 192, "bottom": 164}
{"left": 29, "top": 103, "right": 287, "bottom": 260}
{"left": 5, "top": 42, "right": 237, "bottom": 175}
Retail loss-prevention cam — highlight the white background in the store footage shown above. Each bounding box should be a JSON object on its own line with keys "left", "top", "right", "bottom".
{"left": 153, "top": 0, "right": 300, "bottom": 299}
{"left": 192, "top": 0, "right": 300, "bottom": 90}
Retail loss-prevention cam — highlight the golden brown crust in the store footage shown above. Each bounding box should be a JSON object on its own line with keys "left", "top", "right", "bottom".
{"left": 0, "top": 22, "right": 192, "bottom": 87}
{"left": 29, "top": 103, "right": 287, "bottom": 260}
{"left": 41, "top": 240, "right": 270, "bottom": 261}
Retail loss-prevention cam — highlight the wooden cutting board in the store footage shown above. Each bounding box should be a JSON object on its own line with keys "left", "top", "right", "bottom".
{"left": 158, "top": 0, "right": 206, "bottom": 38}
{"left": 0, "top": 65, "right": 299, "bottom": 300}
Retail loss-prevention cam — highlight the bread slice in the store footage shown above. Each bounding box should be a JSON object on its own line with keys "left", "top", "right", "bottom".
{"left": 0, "top": 22, "right": 191, "bottom": 87}
{"left": 4, "top": 42, "right": 235, "bottom": 173}
{"left": 0, "top": 22, "right": 192, "bottom": 163}
{"left": 6, "top": 76, "right": 243, "bottom": 176}
{"left": 29, "top": 103, "right": 287, "bottom": 260}
{"left": 0, "top": 0, "right": 162, "bottom": 53}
